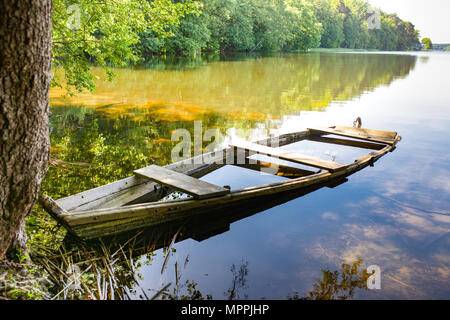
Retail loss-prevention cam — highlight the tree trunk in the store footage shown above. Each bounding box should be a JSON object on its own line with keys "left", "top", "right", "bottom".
{"left": 0, "top": 0, "right": 52, "bottom": 259}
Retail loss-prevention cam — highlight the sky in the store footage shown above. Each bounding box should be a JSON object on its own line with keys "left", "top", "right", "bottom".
{"left": 366, "top": 0, "right": 450, "bottom": 43}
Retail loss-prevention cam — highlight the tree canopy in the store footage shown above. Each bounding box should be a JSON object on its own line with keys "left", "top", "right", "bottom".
{"left": 52, "top": 0, "right": 202, "bottom": 93}
{"left": 139, "top": 0, "right": 421, "bottom": 56}
{"left": 422, "top": 37, "right": 433, "bottom": 50}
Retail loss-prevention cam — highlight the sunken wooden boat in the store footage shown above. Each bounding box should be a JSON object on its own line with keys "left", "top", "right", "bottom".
{"left": 40, "top": 125, "right": 401, "bottom": 240}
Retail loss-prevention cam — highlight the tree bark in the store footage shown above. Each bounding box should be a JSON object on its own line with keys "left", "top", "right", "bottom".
{"left": 0, "top": 0, "right": 52, "bottom": 259}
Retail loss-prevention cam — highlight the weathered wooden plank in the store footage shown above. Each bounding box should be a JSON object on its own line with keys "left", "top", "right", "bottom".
{"left": 308, "top": 126, "right": 397, "bottom": 145}
{"left": 134, "top": 165, "right": 230, "bottom": 200}
{"left": 55, "top": 176, "right": 150, "bottom": 212}
{"left": 334, "top": 126, "right": 397, "bottom": 139}
{"left": 93, "top": 163, "right": 223, "bottom": 211}
{"left": 77, "top": 133, "right": 311, "bottom": 210}
{"left": 42, "top": 128, "right": 399, "bottom": 239}
{"left": 232, "top": 147, "right": 316, "bottom": 177}
{"left": 306, "top": 135, "right": 385, "bottom": 150}
{"left": 230, "top": 141, "right": 346, "bottom": 172}
{"left": 39, "top": 194, "right": 73, "bottom": 232}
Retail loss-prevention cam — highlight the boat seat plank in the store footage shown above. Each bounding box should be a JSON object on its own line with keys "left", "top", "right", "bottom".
{"left": 335, "top": 126, "right": 397, "bottom": 139}
{"left": 134, "top": 165, "right": 230, "bottom": 200}
{"left": 230, "top": 141, "right": 346, "bottom": 172}
{"left": 306, "top": 135, "right": 385, "bottom": 150}
{"left": 308, "top": 126, "right": 397, "bottom": 145}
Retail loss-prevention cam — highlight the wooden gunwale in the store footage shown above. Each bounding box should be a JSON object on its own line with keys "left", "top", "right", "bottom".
{"left": 308, "top": 126, "right": 398, "bottom": 145}
{"left": 305, "top": 135, "right": 386, "bottom": 150}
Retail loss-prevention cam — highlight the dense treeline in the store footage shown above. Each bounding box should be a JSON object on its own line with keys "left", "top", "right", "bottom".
{"left": 138, "top": 0, "right": 421, "bottom": 56}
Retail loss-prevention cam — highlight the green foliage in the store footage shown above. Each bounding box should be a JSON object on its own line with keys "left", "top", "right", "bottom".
{"left": 137, "top": 0, "right": 323, "bottom": 55}
{"left": 368, "top": 15, "right": 399, "bottom": 51}
{"left": 283, "top": 0, "right": 322, "bottom": 50}
{"left": 165, "top": 14, "right": 211, "bottom": 55}
{"left": 143, "top": 0, "right": 421, "bottom": 56}
{"left": 313, "top": 0, "right": 345, "bottom": 48}
{"left": 0, "top": 267, "right": 52, "bottom": 300}
{"left": 52, "top": 0, "right": 201, "bottom": 93}
{"left": 422, "top": 37, "right": 433, "bottom": 50}
{"left": 384, "top": 14, "right": 420, "bottom": 50}
{"left": 311, "top": 0, "right": 420, "bottom": 51}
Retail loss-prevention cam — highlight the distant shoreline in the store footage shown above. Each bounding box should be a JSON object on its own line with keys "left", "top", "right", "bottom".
{"left": 432, "top": 43, "right": 450, "bottom": 51}
{"left": 310, "top": 46, "right": 450, "bottom": 52}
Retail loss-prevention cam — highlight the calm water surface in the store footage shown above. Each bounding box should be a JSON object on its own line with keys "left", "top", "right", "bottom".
{"left": 50, "top": 51, "right": 450, "bottom": 299}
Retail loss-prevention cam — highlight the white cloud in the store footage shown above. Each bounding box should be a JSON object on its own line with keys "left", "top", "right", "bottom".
{"left": 321, "top": 211, "right": 340, "bottom": 221}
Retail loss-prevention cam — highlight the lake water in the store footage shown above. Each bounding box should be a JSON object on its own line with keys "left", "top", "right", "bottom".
{"left": 49, "top": 51, "right": 450, "bottom": 299}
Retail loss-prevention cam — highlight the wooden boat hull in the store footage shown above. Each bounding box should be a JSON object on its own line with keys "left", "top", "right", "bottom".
{"left": 40, "top": 126, "right": 401, "bottom": 240}
{"left": 66, "top": 178, "right": 352, "bottom": 254}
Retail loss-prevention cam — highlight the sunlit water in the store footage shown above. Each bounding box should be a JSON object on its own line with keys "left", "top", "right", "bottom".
{"left": 50, "top": 51, "right": 450, "bottom": 299}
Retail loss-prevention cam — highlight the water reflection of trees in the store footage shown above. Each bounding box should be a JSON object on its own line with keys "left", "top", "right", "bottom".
{"left": 50, "top": 53, "right": 417, "bottom": 121}
{"left": 225, "top": 260, "right": 249, "bottom": 300}
{"left": 159, "top": 257, "right": 370, "bottom": 300}
{"left": 287, "top": 258, "right": 370, "bottom": 300}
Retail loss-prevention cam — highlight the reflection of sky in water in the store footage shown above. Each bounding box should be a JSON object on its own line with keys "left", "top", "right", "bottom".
{"left": 131, "top": 52, "right": 450, "bottom": 299}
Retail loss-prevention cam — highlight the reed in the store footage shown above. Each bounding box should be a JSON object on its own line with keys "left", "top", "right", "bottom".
{"left": 32, "top": 231, "right": 173, "bottom": 300}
